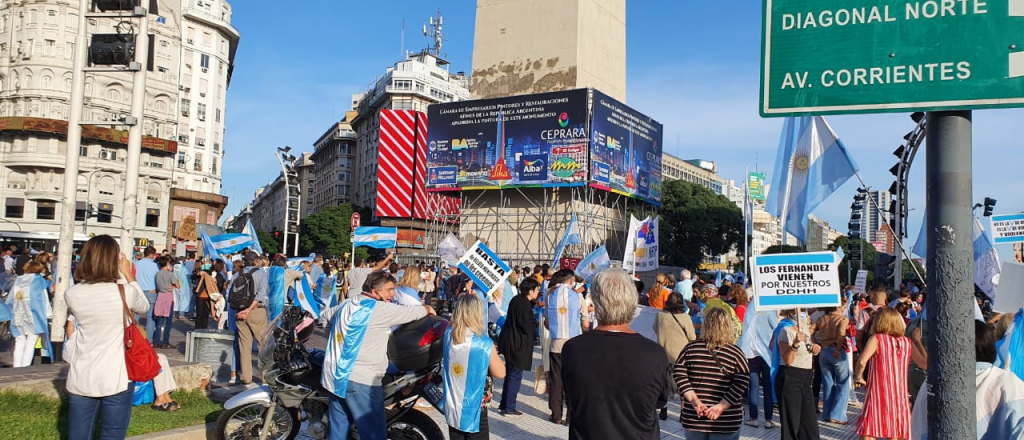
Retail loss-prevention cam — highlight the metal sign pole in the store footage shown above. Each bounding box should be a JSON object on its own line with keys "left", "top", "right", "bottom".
{"left": 120, "top": 11, "right": 150, "bottom": 252}
{"left": 924, "top": 110, "right": 975, "bottom": 440}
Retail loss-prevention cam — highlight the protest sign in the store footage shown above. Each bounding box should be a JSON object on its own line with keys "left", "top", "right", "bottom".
{"left": 622, "top": 216, "right": 659, "bottom": 272}
{"left": 995, "top": 261, "right": 1024, "bottom": 313}
{"left": 753, "top": 252, "right": 841, "bottom": 310}
{"left": 854, "top": 270, "right": 868, "bottom": 294}
{"left": 458, "top": 241, "right": 512, "bottom": 296}
{"left": 992, "top": 214, "right": 1024, "bottom": 244}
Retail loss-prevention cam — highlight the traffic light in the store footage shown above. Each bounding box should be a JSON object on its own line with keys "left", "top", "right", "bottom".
{"left": 273, "top": 230, "right": 281, "bottom": 240}
{"left": 983, "top": 197, "right": 997, "bottom": 217}
{"left": 876, "top": 253, "right": 896, "bottom": 281}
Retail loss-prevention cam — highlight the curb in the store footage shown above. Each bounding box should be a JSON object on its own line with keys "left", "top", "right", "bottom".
{"left": 127, "top": 422, "right": 213, "bottom": 440}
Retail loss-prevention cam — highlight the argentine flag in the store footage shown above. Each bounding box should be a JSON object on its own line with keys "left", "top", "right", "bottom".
{"left": 321, "top": 298, "right": 376, "bottom": 396}
{"left": 242, "top": 219, "right": 263, "bottom": 255}
{"left": 552, "top": 213, "right": 582, "bottom": 267}
{"left": 442, "top": 328, "right": 493, "bottom": 433}
{"left": 290, "top": 275, "right": 320, "bottom": 319}
{"left": 207, "top": 233, "right": 254, "bottom": 255}
{"left": 767, "top": 116, "right": 859, "bottom": 243}
{"left": 287, "top": 255, "right": 314, "bottom": 271}
{"left": 353, "top": 227, "right": 398, "bottom": 249}
{"left": 576, "top": 245, "right": 611, "bottom": 282}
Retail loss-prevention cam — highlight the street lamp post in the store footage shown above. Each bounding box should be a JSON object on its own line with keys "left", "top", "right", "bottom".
{"left": 274, "top": 147, "right": 299, "bottom": 256}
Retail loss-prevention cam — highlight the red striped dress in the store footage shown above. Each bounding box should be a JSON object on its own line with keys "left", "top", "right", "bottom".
{"left": 856, "top": 334, "right": 912, "bottom": 439}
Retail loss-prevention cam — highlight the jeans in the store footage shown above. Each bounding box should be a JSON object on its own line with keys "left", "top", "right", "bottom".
{"left": 153, "top": 315, "right": 173, "bottom": 345}
{"left": 747, "top": 356, "right": 773, "bottom": 422}
{"left": 67, "top": 383, "right": 135, "bottom": 440}
{"left": 682, "top": 429, "right": 741, "bottom": 440}
{"left": 499, "top": 364, "right": 524, "bottom": 411}
{"left": 329, "top": 382, "right": 385, "bottom": 440}
{"left": 818, "top": 347, "right": 851, "bottom": 423}
{"left": 142, "top": 291, "right": 157, "bottom": 338}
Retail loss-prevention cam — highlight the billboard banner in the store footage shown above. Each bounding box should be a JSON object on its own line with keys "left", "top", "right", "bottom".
{"left": 748, "top": 172, "right": 767, "bottom": 201}
{"left": 589, "top": 90, "right": 664, "bottom": 205}
{"left": 425, "top": 89, "right": 590, "bottom": 190}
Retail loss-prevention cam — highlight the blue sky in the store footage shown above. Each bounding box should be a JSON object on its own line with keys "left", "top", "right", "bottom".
{"left": 222, "top": 0, "right": 1022, "bottom": 260}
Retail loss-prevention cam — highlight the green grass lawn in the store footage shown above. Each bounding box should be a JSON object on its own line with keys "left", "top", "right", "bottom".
{"left": 0, "top": 389, "right": 223, "bottom": 439}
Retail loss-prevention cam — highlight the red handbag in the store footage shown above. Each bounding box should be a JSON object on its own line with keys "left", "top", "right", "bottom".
{"left": 119, "top": 284, "right": 161, "bottom": 382}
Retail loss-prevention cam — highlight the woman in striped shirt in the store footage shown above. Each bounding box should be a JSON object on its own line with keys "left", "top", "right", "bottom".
{"left": 673, "top": 307, "right": 751, "bottom": 440}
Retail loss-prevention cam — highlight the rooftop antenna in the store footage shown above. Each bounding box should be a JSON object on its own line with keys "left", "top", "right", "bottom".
{"left": 401, "top": 18, "right": 405, "bottom": 59}
{"left": 424, "top": 9, "right": 444, "bottom": 55}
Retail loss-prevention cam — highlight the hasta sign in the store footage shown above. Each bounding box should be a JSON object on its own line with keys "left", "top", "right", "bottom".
{"left": 753, "top": 252, "right": 842, "bottom": 310}
{"left": 458, "top": 241, "right": 512, "bottom": 295}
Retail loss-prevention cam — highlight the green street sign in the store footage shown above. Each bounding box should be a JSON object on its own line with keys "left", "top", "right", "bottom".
{"left": 760, "top": 0, "right": 1024, "bottom": 116}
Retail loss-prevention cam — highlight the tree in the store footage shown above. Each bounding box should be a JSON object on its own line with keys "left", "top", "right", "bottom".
{"left": 300, "top": 204, "right": 365, "bottom": 258}
{"left": 829, "top": 235, "right": 878, "bottom": 285}
{"left": 659, "top": 180, "right": 744, "bottom": 270}
{"left": 255, "top": 229, "right": 280, "bottom": 255}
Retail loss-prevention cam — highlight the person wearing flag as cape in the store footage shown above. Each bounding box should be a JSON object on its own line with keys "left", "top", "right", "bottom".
{"left": 267, "top": 254, "right": 306, "bottom": 321}
{"left": 544, "top": 268, "right": 589, "bottom": 425}
{"left": 443, "top": 293, "right": 506, "bottom": 439}
{"left": 320, "top": 270, "right": 435, "bottom": 440}
{"left": 6, "top": 260, "right": 52, "bottom": 367}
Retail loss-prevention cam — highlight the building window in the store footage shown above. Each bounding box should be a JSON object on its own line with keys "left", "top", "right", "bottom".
{"left": 145, "top": 210, "right": 159, "bottom": 227}
{"left": 177, "top": 152, "right": 186, "bottom": 168}
{"left": 97, "top": 204, "right": 113, "bottom": 223}
{"left": 5, "top": 198, "right": 23, "bottom": 218}
{"left": 197, "top": 103, "right": 206, "bottom": 120}
{"left": 36, "top": 201, "right": 55, "bottom": 220}
{"left": 181, "top": 98, "right": 190, "bottom": 116}
{"left": 392, "top": 79, "right": 412, "bottom": 90}
{"left": 200, "top": 54, "right": 210, "bottom": 68}
{"left": 212, "top": 157, "right": 218, "bottom": 174}
{"left": 44, "top": 39, "right": 54, "bottom": 56}
{"left": 213, "top": 142, "right": 220, "bottom": 152}
{"left": 193, "top": 156, "right": 202, "bottom": 172}
{"left": 79, "top": 145, "right": 87, "bottom": 157}
{"left": 215, "top": 108, "right": 221, "bottom": 122}
{"left": 75, "top": 203, "right": 86, "bottom": 222}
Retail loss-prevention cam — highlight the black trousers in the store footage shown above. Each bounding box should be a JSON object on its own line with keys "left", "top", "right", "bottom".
{"left": 548, "top": 352, "right": 569, "bottom": 421}
{"left": 195, "top": 297, "right": 210, "bottom": 330}
{"left": 448, "top": 408, "right": 489, "bottom": 440}
{"left": 776, "top": 365, "right": 821, "bottom": 440}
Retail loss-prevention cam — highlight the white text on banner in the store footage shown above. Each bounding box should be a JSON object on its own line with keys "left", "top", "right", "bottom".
{"left": 753, "top": 252, "right": 841, "bottom": 310}
{"left": 458, "top": 241, "right": 512, "bottom": 296}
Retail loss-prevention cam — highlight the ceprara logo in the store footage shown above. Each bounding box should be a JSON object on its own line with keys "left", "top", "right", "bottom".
{"left": 558, "top": 112, "right": 569, "bottom": 128}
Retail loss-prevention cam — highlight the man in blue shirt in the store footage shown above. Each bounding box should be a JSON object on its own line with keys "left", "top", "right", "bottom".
{"left": 134, "top": 246, "right": 161, "bottom": 338}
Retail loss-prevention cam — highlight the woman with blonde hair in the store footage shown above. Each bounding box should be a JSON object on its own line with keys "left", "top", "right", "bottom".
{"left": 647, "top": 273, "right": 671, "bottom": 309}
{"left": 443, "top": 293, "right": 506, "bottom": 439}
{"left": 395, "top": 265, "right": 423, "bottom": 306}
{"left": 6, "top": 261, "right": 51, "bottom": 367}
{"left": 673, "top": 306, "right": 750, "bottom": 439}
{"left": 854, "top": 307, "right": 927, "bottom": 440}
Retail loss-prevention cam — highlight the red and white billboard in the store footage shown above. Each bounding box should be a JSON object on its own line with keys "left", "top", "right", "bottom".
{"left": 377, "top": 109, "right": 459, "bottom": 223}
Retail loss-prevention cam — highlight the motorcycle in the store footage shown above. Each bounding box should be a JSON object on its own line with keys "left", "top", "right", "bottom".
{"left": 214, "top": 305, "right": 450, "bottom": 440}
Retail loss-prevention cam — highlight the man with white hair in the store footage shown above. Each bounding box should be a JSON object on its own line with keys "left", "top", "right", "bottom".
{"left": 561, "top": 269, "right": 670, "bottom": 440}
{"left": 675, "top": 269, "right": 695, "bottom": 302}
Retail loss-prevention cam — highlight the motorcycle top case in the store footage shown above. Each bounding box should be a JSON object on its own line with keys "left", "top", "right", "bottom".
{"left": 388, "top": 315, "right": 448, "bottom": 372}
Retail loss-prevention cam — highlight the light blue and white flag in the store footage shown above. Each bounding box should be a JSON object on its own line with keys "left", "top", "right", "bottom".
{"left": 552, "top": 213, "right": 582, "bottom": 267}
{"left": 315, "top": 274, "right": 338, "bottom": 309}
{"left": 290, "top": 275, "right": 320, "bottom": 319}
{"left": 6, "top": 274, "right": 53, "bottom": 357}
{"left": 242, "top": 219, "right": 263, "bottom": 255}
{"left": 267, "top": 266, "right": 286, "bottom": 321}
{"left": 912, "top": 211, "right": 928, "bottom": 259}
{"left": 576, "top": 245, "right": 611, "bottom": 282}
{"left": 975, "top": 217, "right": 1001, "bottom": 300}
{"left": 835, "top": 246, "right": 845, "bottom": 262}
{"left": 287, "top": 255, "right": 314, "bottom": 271}
{"left": 321, "top": 298, "right": 376, "bottom": 396}
{"left": 442, "top": 327, "right": 493, "bottom": 433}
{"left": 546, "top": 284, "right": 583, "bottom": 340}
{"left": 201, "top": 228, "right": 223, "bottom": 262}
{"left": 996, "top": 308, "right": 1024, "bottom": 382}
{"left": 206, "top": 233, "right": 254, "bottom": 256}
{"left": 767, "top": 116, "right": 859, "bottom": 244}
{"left": 715, "top": 269, "right": 723, "bottom": 288}
{"left": 353, "top": 226, "right": 398, "bottom": 249}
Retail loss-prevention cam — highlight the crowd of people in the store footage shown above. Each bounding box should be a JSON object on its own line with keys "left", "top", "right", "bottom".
{"left": 1, "top": 236, "right": 1022, "bottom": 440}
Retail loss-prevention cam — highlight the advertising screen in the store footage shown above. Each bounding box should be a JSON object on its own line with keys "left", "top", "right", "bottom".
{"left": 589, "top": 90, "right": 664, "bottom": 205}
{"left": 425, "top": 89, "right": 590, "bottom": 190}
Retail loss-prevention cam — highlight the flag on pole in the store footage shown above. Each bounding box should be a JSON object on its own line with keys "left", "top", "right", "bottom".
{"left": 576, "top": 245, "right": 611, "bottom": 282}
{"left": 974, "top": 217, "right": 1001, "bottom": 299}
{"left": 767, "top": 116, "right": 859, "bottom": 244}
{"left": 290, "top": 275, "right": 321, "bottom": 318}
{"left": 243, "top": 219, "right": 263, "bottom": 255}
{"left": 353, "top": 227, "right": 398, "bottom": 249}
{"left": 715, "top": 269, "right": 723, "bottom": 288}
{"left": 552, "top": 213, "right": 582, "bottom": 267}
{"left": 200, "top": 228, "right": 223, "bottom": 261}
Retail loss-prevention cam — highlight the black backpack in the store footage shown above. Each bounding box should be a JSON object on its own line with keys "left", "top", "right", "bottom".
{"left": 229, "top": 269, "right": 257, "bottom": 310}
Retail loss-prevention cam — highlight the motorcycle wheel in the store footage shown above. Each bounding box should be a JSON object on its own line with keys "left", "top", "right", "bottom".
{"left": 385, "top": 409, "right": 445, "bottom": 440}
{"left": 214, "top": 402, "right": 300, "bottom": 440}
